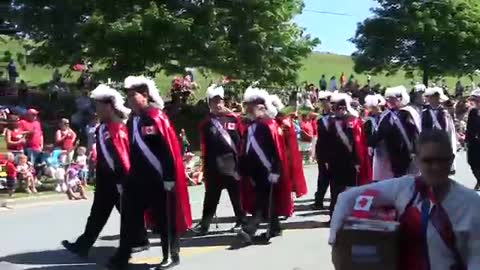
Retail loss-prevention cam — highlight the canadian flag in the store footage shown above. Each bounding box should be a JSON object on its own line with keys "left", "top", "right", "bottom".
{"left": 142, "top": 126, "right": 157, "bottom": 135}
{"left": 353, "top": 195, "right": 374, "bottom": 211}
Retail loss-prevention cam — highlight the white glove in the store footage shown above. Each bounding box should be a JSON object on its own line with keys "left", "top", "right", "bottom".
{"left": 368, "top": 147, "right": 374, "bottom": 157}
{"left": 164, "top": 181, "right": 175, "bottom": 191}
{"left": 233, "top": 172, "right": 241, "bottom": 181}
{"left": 268, "top": 173, "right": 280, "bottom": 184}
{"left": 116, "top": 184, "right": 123, "bottom": 195}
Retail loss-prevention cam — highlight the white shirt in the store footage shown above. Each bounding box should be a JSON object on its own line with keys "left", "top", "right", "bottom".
{"left": 329, "top": 176, "right": 480, "bottom": 270}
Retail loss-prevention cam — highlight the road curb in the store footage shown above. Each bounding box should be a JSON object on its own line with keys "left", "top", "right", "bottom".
{"left": 0, "top": 191, "right": 94, "bottom": 209}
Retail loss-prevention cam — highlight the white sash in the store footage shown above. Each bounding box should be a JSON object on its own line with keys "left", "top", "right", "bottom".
{"left": 246, "top": 124, "right": 272, "bottom": 171}
{"left": 98, "top": 124, "right": 115, "bottom": 172}
{"left": 335, "top": 120, "right": 352, "bottom": 152}
{"left": 391, "top": 112, "right": 413, "bottom": 152}
{"left": 367, "top": 116, "right": 377, "bottom": 135}
{"left": 429, "top": 109, "right": 443, "bottom": 130}
{"left": 376, "top": 110, "right": 391, "bottom": 131}
{"left": 211, "top": 118, "right": 237, "bottom": 154}
{"left": 133, "top": 116, "right": 163, "bottom": 177}
{"left": 321, "top": 116, "right": 329, "bottom": 130}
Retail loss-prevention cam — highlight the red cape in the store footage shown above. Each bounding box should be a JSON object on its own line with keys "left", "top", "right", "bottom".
{"left": 348, "top": 117, "right": 372, "bottom": 186}
{"left": 145, "top": 108, "right": 192, "bottom": 233}
{"left": 106, "top": 122, "right": 130, "bottom": 173}
{"left": 199, "top": 112, "right": 244, "bottom": 183}
{"left": 277, "top": 117, "right": 307, "bottom": 198}
{"left": 241, "top": 118, "right": 294, "bottom": 217}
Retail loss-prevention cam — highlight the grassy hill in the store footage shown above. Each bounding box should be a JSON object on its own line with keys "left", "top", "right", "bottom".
{"left": 1, "top": 36, "right": 475, "bottom": 95}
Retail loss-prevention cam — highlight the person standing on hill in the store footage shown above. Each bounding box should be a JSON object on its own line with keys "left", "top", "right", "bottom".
{"left": 319, "top": 74, "right": 327, "bottom": 91}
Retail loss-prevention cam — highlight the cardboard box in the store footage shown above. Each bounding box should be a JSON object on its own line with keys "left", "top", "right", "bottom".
{"left": 333, "top": 218, "right": 400, "bottom": 270}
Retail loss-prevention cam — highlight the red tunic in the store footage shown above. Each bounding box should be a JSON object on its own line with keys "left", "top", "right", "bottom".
{"left": 145, "top": 108, "right": 192, "bottom": 233}
{"left": 105, "top": 122, "right": 130, "bottom": 173}
{"left": 278, "top": 117, "right": 307, "bottom": 198}
{"left": 348, "top": 117, "right": 372, "bottom": 186}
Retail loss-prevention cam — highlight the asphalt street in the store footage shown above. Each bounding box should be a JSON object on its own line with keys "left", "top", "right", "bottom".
{"left": 0, "top": 152, "right": 476, "bottom": 270}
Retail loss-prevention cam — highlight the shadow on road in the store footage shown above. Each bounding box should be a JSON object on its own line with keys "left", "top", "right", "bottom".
{"left": 0, "top": 246, "right": 116, "bottom": 267}
{"left": 26, "top": 264, "right": 151, "bottom": 270}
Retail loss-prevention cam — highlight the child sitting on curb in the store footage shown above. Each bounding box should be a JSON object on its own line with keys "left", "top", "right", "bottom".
{"left": 16, "top": 154, "right": 37, "bottom": 194}
{"left": 65, "top": 163, "right": 87, "bottom": 200}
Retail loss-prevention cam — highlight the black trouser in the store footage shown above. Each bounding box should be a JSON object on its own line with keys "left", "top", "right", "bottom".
{"left": 329, "top": 164, "right": 356, "bottom": 217}
{"left": 315, "top": 162, "right": 330, "bottom": 206}
{"left": 200, "top": 175, "right": 245, "bottom": 229}
{"left": 75, "top": 182, "right": 120, "bottom": 250}
{"left": 118, "top": 177, "right": 179, "bottom": 261}
{"left": 243, "top": 179, "right": 280, "bottom": 236}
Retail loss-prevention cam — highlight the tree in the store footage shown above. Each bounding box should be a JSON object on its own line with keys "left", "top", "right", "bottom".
{"left": 8, "top": 0, "right": 319, "bottom": 86}
{"left": 351, "top": 0, "right": 480, "bottom": 85}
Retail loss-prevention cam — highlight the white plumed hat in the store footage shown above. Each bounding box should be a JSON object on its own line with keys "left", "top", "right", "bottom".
{"left": 317, "top": 91, "right": 332, "bottom": 100}
{"left": 385, "top": 85, "right": 410, "bottom": 106}
{"left": 90, "top": 84, "right": 131, "bottom": 119}
{"left": 330, "top": 92, "right": 358, "bottom": 117}
{"left": 206, "top": 84, "right": 224, "bottom": 101}
{"left": 243, "top": 86, "right": 278, "bottom": 118}
{"left": 364, "top": 94, "right": 386, "bottom": 107}
{"left": 270, "top": 95, "right": 285, "bottom": 111}
{"left": 425, "top": 86, "right": 449, "bottom": 102}
{"left": 470, "top": 88, "right": 480, "bottom": 98}
{"left": 414, "top": 83, "right": 426, "bottom": 93}
{"left": 124, "top": 75, "right": 164, "bottom": 109}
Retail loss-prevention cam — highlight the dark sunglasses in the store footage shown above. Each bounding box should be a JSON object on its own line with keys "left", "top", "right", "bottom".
{"left": 420, "top": 156, "right": 454, "bottom": 164}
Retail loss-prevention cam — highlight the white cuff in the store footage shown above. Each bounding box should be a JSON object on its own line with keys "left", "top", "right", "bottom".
{"left": 116, "top": 184, "right": 123, "bottom": 195}
{"left": 163, "top": 181, "right": 175, "bottom": 191}
{"left": 268, "top": 173, "right": 280, "bottom": 184}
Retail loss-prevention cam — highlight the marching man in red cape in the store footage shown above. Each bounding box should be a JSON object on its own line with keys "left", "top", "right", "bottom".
{"left": 316, "top": 92, "right": 371, "bottom": 218}
{"left": 238, "top": 87, "right": 293, "bottom": 244}
{"left": 62, "top": 84, "right": 149, "bottom": 257}
{"left": 270, "top": 94, "right": 308, "bottom": 199}
{"left": 108, "top": 76, "right": 192, "bottom": 270}
{"left": 192, "top": 84, "right": 246, "bottom": 235}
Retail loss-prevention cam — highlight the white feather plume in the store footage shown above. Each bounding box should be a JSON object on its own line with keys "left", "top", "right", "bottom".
{"left": 330, "top": 92, "right": 358, "bottom": 117}
{"left": 206, "top": 84, "right": 224, "bottom": 100}
{"left": 124, "top": 75, "right": 164, "bottom": 109}
{"left": 364, "top": 94, "right": 386, "bottom": 107}
{"left": 270, "top": 95, "right": 285, "bottom": 111}
{"left": 385, "top": 85, "right": 410, "bottom": 106}
{"left": 470, "top": 88, "right": 480, "bottom": 97}
{"left": 425, "top": 86, "right": 449, "bottom": 101}
{"left": 90, "top": 84, "right": 131, "bottom": 119}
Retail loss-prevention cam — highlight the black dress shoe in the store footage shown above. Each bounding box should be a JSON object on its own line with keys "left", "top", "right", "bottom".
{"left": 230, "top": 222, "right": 243, "bottom": 233}
{"left": 237, "top": 229, "right": 252, "bottom": 244}
{"left": 61, "top": 240, "right": 88, "bottom": 258}
{"left": 191, "top": 224, "right": 209, "bottom": 236}
{"left": 131, "top": 239, "right": 150, "bottom": 253}
{"left": 155, "top": 256, "right": 180, "bottom": 270}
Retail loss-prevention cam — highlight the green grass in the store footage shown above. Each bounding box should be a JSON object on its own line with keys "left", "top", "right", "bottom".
{"left": 1, "top": 36, "right": 476, "bottom": 96}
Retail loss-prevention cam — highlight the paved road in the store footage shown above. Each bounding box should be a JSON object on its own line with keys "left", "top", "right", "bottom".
{"left": 0, "top": 152, "right": 476, "bottom": 270}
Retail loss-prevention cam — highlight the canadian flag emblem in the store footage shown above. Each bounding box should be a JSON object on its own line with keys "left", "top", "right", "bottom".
{"left": 227, "top": 122, "right": 236, "bottom": 130}
{"left": 353, "top": 195, "right": 374, "bottom": 211}
{"left": 142, "top": 126, "right": 157, "bottom": 136}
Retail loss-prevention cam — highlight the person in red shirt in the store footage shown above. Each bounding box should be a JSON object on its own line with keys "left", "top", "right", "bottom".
{"left": 55, "top": 118, "right": 77, "bottom": 162}
{"left": 309, "top": 112, "right": 319, "bottom": 163}
{"left": 5, "top": 114, "right": 26, "bottom": 154}
{"left": 5, "top": 152, "right": 17, "bottom": 197}
{"left": 19, "top": 109, "right": 44, "bottom": 165}
{"left": 299, "top": 113, "right": 314, "bottom": 161}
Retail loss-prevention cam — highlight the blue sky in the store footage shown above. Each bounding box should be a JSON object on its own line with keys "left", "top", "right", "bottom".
{"left": 294, "top": 0, "right": 377, "bottom": 55}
